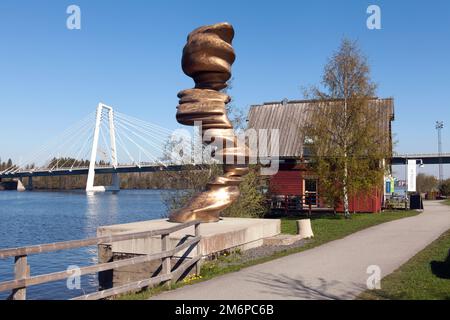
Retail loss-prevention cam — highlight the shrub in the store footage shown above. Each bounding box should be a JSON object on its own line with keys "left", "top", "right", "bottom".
{"left": 222, "top": 165, "right": 268, "bottom": 218}
{"left": 439, "top": 179, "right": 450, "bottom": 197}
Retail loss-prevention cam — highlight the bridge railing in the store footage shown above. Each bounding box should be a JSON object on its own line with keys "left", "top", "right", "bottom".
{"left": 0, "top": 220, "right": 202, "bottom": 300}
{"left": 392, "top": 152, "right": 450, "bottom": 157}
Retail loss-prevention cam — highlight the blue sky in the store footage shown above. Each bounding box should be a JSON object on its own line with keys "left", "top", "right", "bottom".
{"left": 0, "top": 0, "right": 449, "bottom": 176}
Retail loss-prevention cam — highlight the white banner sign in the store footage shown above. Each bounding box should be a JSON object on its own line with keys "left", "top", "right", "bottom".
{"left": 407, "top": 160, "right": 417, "bottom": 192}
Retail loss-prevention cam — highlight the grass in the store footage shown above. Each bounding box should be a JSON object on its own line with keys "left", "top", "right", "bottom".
{"left": 118, "top": 210, "right": 419, "bottom": 300}
{"left": 359, "top": 229, "right": 450, "bottom": 300}
{"left": 444, "top": 199, "right": 450, "bottom": 206}
{"left": 280, "top": 210, "right": 419, "bottom": 241}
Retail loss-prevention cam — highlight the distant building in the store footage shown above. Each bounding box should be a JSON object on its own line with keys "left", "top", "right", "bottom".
{"left": 247, "top": 98, "right": 395, "bottom": 213}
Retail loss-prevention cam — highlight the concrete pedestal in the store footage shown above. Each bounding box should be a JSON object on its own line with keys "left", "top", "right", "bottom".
{"left": 98, "top": 217, "right": 281, "bottom": 258}
{"left": 97, "top": 218, "right": 281, "bottom": 289}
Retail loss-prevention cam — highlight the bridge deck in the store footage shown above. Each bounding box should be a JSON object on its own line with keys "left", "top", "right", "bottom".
{"left": 0, "top": 164, "right": 206, "bottom": 179}
{"left": 391, "top": 153, "right": 450, "bottom": 165}
{"left": 2, "top": 154, "right": 450, "bottom": 180}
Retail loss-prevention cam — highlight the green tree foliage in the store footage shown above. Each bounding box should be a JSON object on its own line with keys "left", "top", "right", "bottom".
{"left": 46, "top": 157, "right": 90, "bottom": 169}
{"left": 302, "top": 39, "right": 389, "bottom": 217}
{"left": 0, "top": 158, "right": 14, "bottom": 171}
{"left": 222, "top": 166, "right": 268, "bottom": 218}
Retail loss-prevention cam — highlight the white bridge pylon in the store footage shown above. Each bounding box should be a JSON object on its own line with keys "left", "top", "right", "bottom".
{"left": 0, "top": 102, "right": 192, "bottom": 191}
{"left": 86, "top": 103, "right": 120, "bottom": 193}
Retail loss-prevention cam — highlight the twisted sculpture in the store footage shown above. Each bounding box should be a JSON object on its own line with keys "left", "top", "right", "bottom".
{"left": 169, "top": 22, "right": 249, "bottom": 223}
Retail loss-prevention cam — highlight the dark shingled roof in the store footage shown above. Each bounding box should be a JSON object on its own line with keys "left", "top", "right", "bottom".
{"left": 246, "top": 98, "right": 394, "bottom": 158}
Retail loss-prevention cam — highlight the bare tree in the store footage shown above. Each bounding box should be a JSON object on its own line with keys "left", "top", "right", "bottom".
{"left": 223, "top": 77, "right": 247, "bottom": 131}
{"left": 416, "top": 173, "right": 438, "bottom": 194}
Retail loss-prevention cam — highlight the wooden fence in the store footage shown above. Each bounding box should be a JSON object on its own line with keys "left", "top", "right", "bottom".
{"left": 0, "top": 220, "right": 201, "bottom": 300}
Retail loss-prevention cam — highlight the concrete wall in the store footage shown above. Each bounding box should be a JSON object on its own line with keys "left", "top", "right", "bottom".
{"left": 97, "top": 217, "right": 281, "bottom": 289}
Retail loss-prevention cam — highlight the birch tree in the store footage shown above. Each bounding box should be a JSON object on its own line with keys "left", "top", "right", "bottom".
{"left": 303, "top": 39, "right": 389, "bottom": 218}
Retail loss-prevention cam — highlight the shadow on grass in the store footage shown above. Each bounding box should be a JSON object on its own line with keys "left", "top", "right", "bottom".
{"left": 430, "top": 248, "right": 450, "bottom": 279}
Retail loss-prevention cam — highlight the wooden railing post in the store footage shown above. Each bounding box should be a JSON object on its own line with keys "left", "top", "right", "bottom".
{"left": 10, "top": 255, "right": 28, "bottom": 300}
{"left": 0, "top": 220, "right": 201, "bottom": 300}
{"left": 161, "top": 233, "right": 171, "bottom": 288}
{"left": 194, "top": 222, "right": 201, "bottom": 276}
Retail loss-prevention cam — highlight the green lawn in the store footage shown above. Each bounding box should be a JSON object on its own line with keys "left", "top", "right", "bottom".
{"left": 359, "top": 229, "right": 450, "bottom": 300}
{"left": 281, "top": 210, "right": 419, "bottom": 245}
{"left": 444, "top": 199, "right": 450, "bottom": 206}
{"left": 118, "top": 210, "right": 419, "bottom": 300}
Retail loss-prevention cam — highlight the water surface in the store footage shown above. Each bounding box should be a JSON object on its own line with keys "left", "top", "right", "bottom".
{"left": 0, "top": 190, "right": 168, "bottom": 300}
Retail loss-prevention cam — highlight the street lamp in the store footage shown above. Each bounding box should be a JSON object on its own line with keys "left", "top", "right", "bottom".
{"left": 435, "top": 121, "right": 444, "bottom": 182}
{"left": 419, "top": 159, "right": 424, "bottom": 168}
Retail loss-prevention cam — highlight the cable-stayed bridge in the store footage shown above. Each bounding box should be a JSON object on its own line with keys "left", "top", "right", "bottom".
{"left": 0, "top": 103, "right": 201, "bottom": 192}
{"left": 1, "top": 102, "right": 449, "bottom": 192}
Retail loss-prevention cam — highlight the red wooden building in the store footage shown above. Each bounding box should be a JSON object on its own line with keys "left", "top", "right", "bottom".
{"left": 247, "top": 98, "right": 395, "bottom": 213}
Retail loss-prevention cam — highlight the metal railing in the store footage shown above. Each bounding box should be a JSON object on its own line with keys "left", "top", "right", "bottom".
{"left": 0, "top": 220, "right": 201, "bottom": 300}
{"left": 269, "top": 194, "right": 318, "bottom": 215}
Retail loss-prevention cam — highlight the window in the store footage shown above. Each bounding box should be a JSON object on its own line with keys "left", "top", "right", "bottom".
{"left": 304, "top": 179, "right": 318, "bottom": 207}
{"left": 303, "top": 136, "right": 314, "bottom": 157}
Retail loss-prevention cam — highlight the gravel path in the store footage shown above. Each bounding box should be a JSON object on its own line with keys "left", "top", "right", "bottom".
{"left": 207, "top": 238, "right": 310, "bottom": 269}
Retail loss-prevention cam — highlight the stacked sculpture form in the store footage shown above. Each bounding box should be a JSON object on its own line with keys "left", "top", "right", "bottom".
{"left": 169, "top": 22, "right": 248, "bottom": 223}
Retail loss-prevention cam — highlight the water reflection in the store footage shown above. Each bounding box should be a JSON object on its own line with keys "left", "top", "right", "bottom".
{"left": 85, "top": 192, "right": 120, "bottom": 233}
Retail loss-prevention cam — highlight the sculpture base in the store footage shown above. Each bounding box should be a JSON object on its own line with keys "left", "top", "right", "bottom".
{"left": 97, "top": 217, "right": 281, "bottom": 258}
{"left": 97, "top": 217, "right": 280, "bottom": 289}
{"left": 168, "top": 215, "right": 220, "bottom": 224}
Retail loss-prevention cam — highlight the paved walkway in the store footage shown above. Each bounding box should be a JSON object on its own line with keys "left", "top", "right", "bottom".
{"left": 152, "top": 201, "right": 450, "bottom": 300}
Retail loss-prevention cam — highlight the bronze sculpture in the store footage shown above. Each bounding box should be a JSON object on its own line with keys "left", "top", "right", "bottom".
{"left": 169, "top": 22, "right": 249, "bottom": 223}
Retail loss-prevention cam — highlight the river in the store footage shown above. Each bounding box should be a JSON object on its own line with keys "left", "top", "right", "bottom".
{"left": 0, "top": 189, "right": 170, "bottom": 300}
